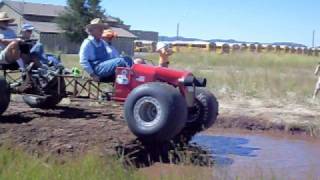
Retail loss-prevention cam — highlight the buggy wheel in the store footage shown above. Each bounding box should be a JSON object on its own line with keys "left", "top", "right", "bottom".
{"left": 0, "top": 77, "right": 10, "bottom": 116}
{"left": 187, "top": 88, "right": 219, "bottom": 130}
{"left": 175, "top": 88, "right": 219, "bottom": 143}
{"left": 23, "top": 77, "right": 66, "bottom": 109}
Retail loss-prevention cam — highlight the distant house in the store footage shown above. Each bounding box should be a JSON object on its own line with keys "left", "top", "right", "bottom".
{"left": 0, "top": 0, "right": 137, "bottom": 55}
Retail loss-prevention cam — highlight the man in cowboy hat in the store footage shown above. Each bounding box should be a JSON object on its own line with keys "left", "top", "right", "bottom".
{"left": 79, "top": 18, "right": 133, "bottom": 82}
{"left": 0, "top": 12, "right": 21, "bottom": 64}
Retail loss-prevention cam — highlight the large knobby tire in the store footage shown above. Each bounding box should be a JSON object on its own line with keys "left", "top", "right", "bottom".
{"left": 0, "top": 77, "right": 10, "bottom": 116}
{"left": 23, "top": 77, "right": 66, "bottom": 109}
{"left": 175, "top": 88, "right": 219, "bottom": 144}
{"left": 187, "top": 88, "right": 219, "bottom": 131}
{"left": 124, "top": 82, "right": 187, "bottom": 143}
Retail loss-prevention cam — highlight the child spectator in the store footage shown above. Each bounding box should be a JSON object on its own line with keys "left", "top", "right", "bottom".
{"left": 156, "top": 42, "right": 173, "bottom": 67}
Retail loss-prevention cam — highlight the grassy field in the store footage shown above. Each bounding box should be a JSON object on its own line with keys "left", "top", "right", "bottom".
{"left": 138, "top": 52, "right": 320, "bottom": 104}
{"left": 61, "top": 52, "right": 320, "bottom": 103}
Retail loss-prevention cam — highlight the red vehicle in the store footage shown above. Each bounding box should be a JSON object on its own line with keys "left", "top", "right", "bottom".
{"left": 0, "top": 60, "right": 219, "bottom": 143}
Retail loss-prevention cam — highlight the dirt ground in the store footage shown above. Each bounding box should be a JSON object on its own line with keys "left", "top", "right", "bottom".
{"left": 0, "top": 97, "right": 215, "bottom": 168}
{"left": 0, "top": 97, "right": 133, "bottom": 156}
{"left": 0, "top": 96, "right": 319, "bottom": 165}
{"left": 216, "top": 97, "right": 320, "bottom": 135}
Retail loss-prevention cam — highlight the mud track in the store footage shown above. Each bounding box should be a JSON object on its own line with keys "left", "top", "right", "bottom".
{"left": 0, "top": 99, "right": 215, "bottom": 167}
{"left": 0, "top": 100, "right": 130, "bottom": 155}
{"left": 0, "top": 98, "right": 317, "bottom": 167}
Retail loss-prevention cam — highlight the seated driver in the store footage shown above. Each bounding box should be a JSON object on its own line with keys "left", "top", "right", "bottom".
{"left": 0, "top": 13, "right": 42, "bottom": 92}
{"left": 79, "top": 18, "right": 133, "bottom": 82}
{"left": 20, "top": 23, "right": 60, "bottom": 66}
{"left": 0, "top": 12, "right": 21, "bottom": 65}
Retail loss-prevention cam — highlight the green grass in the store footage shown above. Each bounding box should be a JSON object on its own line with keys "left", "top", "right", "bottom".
{"left": 61, "top": 54, "right": 80, "bottom": 69}
{"left": 60, "top": 52, "right": 320, "bottom": 103}
{"left": 140, "top": 52, "right": 320, "bottom": 103}
{"left": 0, "top": 146, "right": 143, "bottom": 180}
{"left": 0, "top": 145, "right": 215, "bottom": 180}
{"left": 7, "top": 51, "right": 317, "bottom": 104}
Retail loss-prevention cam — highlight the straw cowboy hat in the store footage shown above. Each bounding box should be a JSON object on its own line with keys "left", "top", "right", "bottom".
{"left": 86, "top": 18, "right": 109, "bottom": 31}
{"left": 0, "top": 12, "right": 15, "bottom": 23}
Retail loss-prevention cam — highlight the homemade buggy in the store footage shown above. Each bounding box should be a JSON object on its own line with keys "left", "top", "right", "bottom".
{"left": 0, "top": 42, "right": 219, "bottom": 143}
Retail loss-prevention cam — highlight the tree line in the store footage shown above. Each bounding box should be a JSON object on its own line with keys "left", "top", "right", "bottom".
{"left": 56, "top": 0, "right": 122, "bottom": 43}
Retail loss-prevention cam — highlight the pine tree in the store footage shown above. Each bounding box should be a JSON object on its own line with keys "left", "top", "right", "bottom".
{"left": 56, "top": 0, "right": 106, "bottom": 43}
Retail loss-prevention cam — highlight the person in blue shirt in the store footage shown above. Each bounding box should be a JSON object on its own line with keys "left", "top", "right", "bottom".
{"left": 20, "top": 23, "right": 60, "bottom": 66}
{"left": 79, "top": 18, "right": 133, "bottom": 82}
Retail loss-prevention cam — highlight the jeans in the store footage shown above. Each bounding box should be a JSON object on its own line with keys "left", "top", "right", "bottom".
{"left": 93, "top": 56, "right": 133, "bottom": 78}
{"left": 30, "top": 42, "right": 48, "bottom": 64}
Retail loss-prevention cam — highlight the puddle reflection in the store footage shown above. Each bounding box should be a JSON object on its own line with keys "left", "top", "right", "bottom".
{"left": 191, "top": 135, "right": 260, "bottom": 166}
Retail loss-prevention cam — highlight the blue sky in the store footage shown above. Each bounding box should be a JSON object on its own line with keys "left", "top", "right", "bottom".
{"left": 24, "top": 0, "right": 320, "bottom": 46}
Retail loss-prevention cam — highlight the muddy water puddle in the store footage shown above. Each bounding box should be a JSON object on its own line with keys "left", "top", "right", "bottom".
{"left": 191, "top": 129, "right": 320, "bottom": 179}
